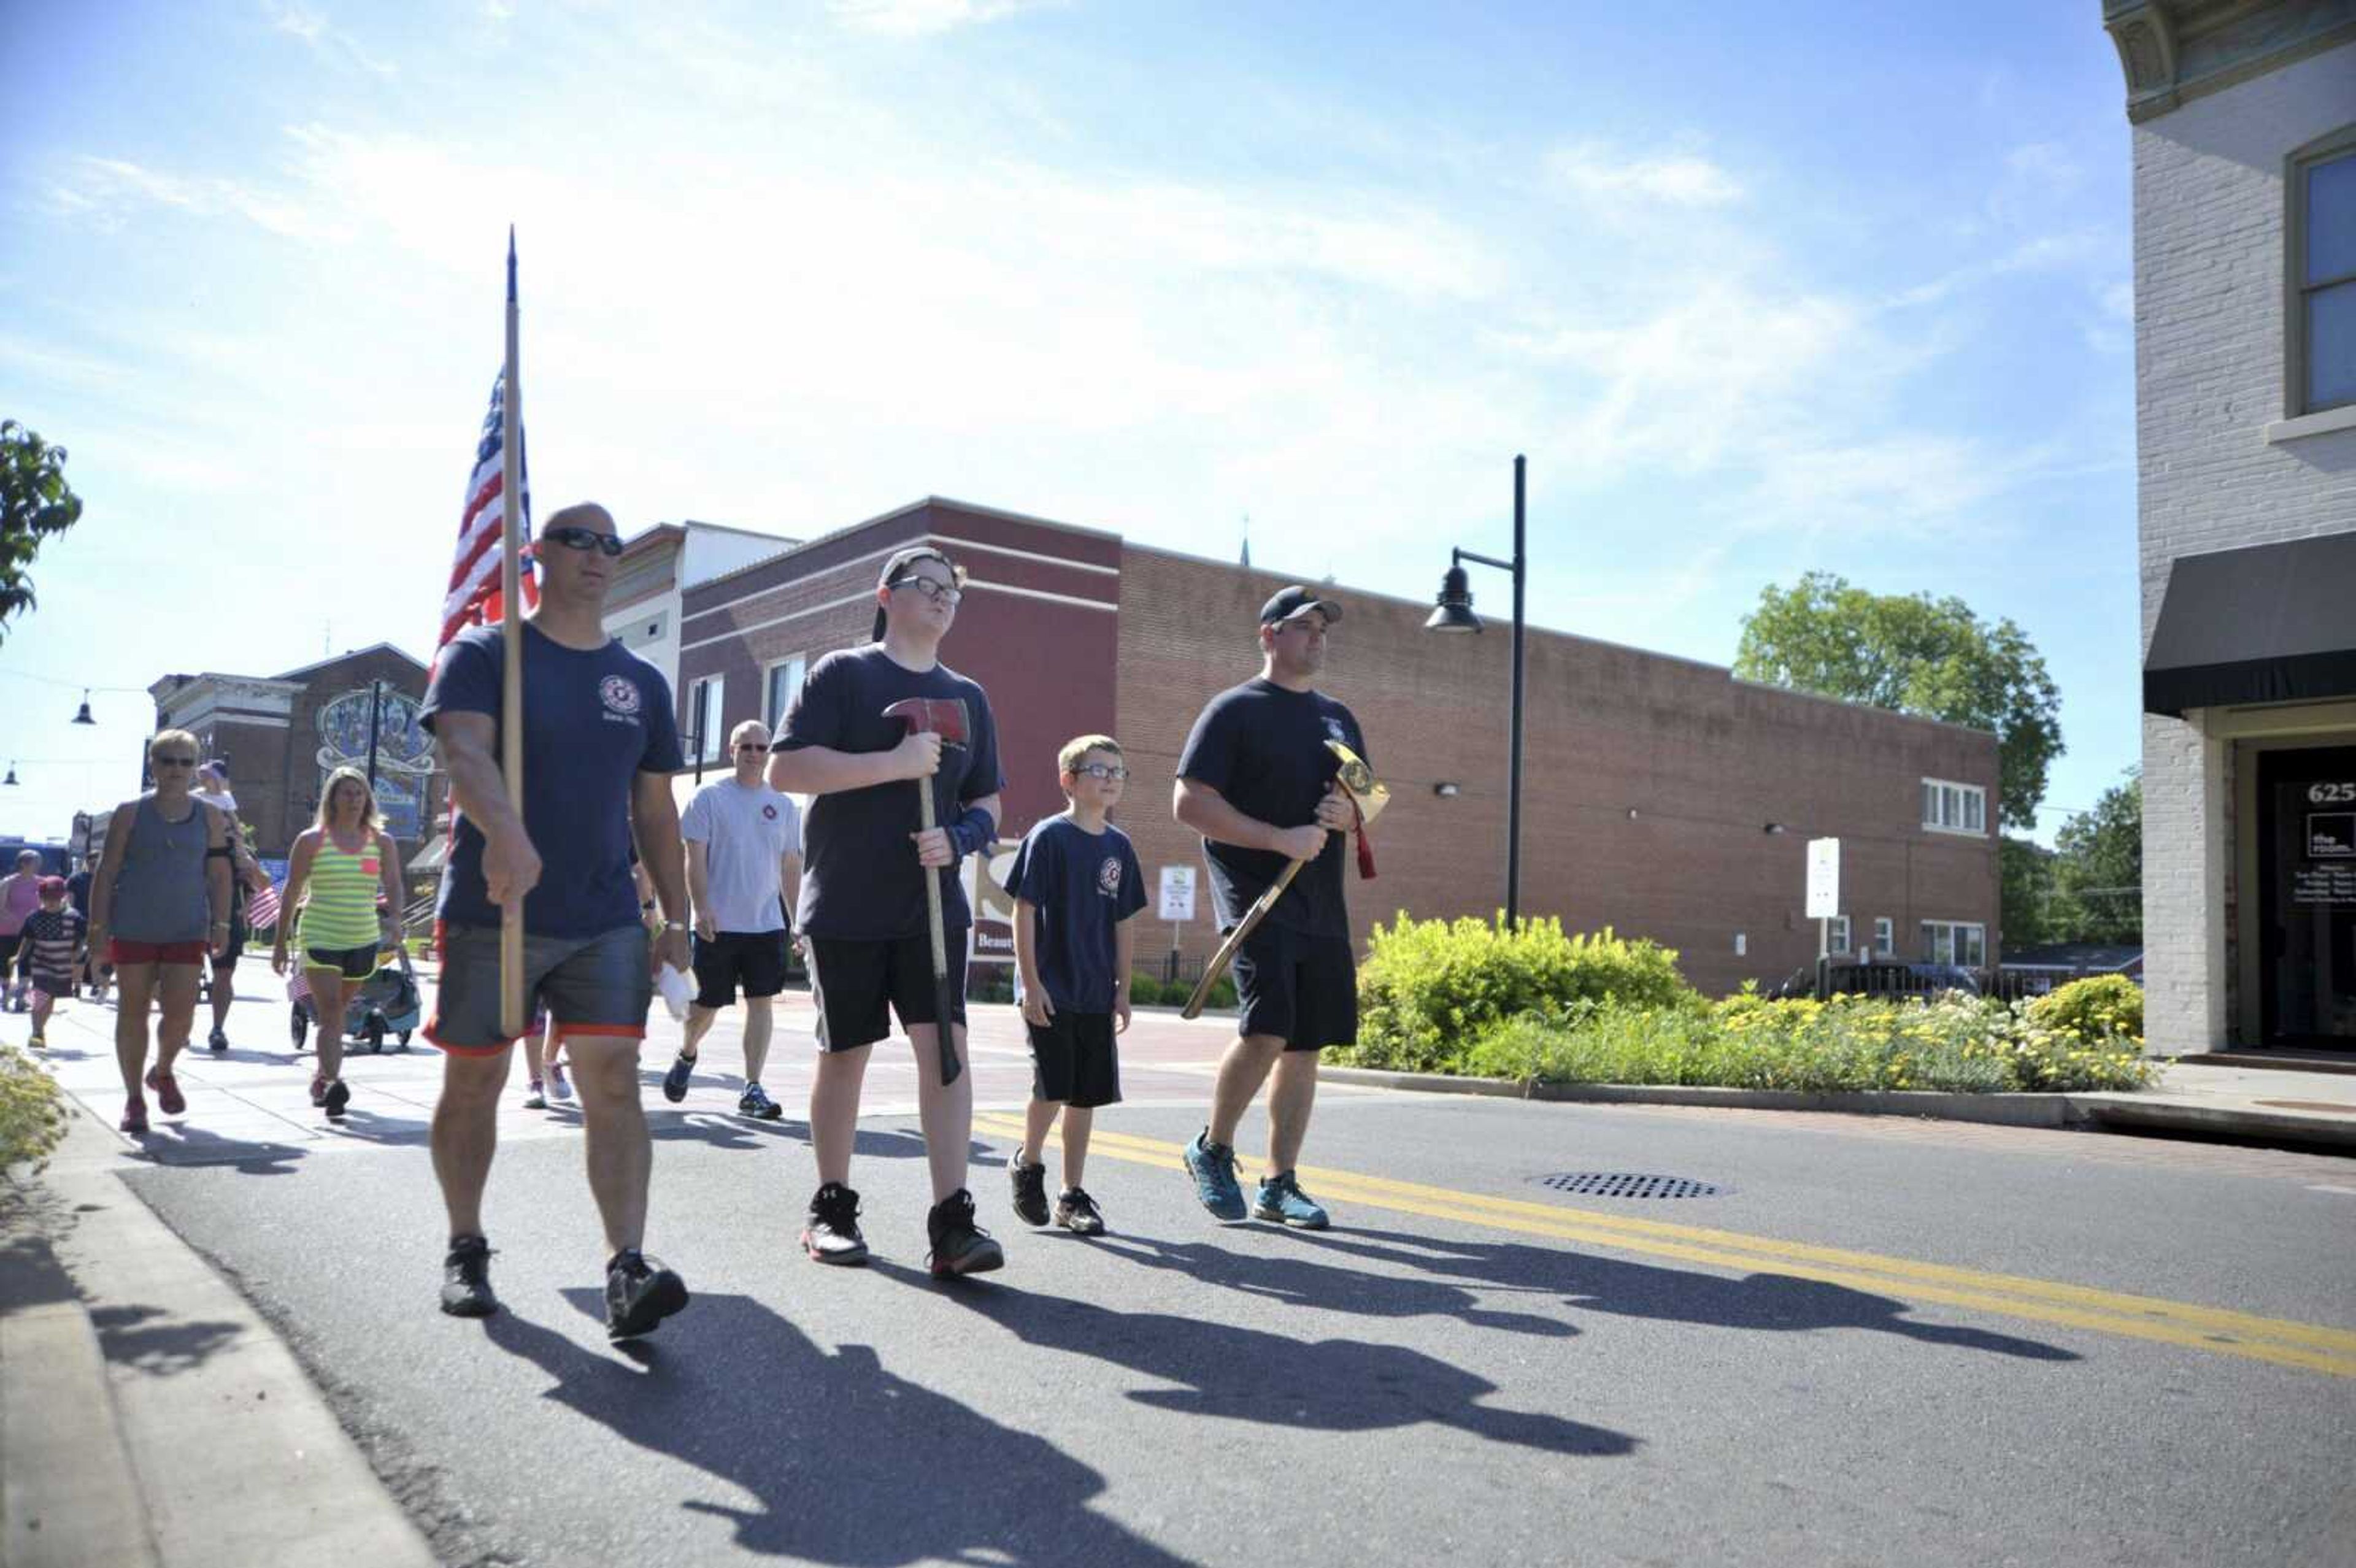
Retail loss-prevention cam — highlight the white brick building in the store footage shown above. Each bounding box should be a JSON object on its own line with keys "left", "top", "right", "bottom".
{"left": 2106, "top": 1, "right": 2356, "bottom": 1054}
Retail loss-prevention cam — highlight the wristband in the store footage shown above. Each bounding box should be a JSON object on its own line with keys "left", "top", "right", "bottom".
{"left": 945, "top": 804, "right": 995, "bottom": 859}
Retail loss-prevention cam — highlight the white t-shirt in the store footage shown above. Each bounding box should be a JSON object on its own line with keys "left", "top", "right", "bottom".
{"left": 680, "top": 779, "right": 801, "bottom": 934}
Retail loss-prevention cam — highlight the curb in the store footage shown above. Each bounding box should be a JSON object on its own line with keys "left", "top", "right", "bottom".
{"left": 1317, "top": 1066, "right": 2356, "bottom": 1150}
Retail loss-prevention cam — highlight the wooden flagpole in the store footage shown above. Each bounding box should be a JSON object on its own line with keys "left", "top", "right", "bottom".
{"left": 498, "top": 227, "right": 526, "bottom": 1040}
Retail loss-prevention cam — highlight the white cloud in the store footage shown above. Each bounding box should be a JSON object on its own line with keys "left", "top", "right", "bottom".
{"left": 826, "top": 0, "right": 1063, "bottom": 36}
{"left": 1547, "top": 144, "right": 1742, "bottom": 207}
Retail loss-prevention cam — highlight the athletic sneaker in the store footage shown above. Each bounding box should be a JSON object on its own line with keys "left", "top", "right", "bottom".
{"left": 309, "top": 1074, "right": 329, "bottom": 1107}
{"left": 1252, "top": 1170, "right": 1331, "bottom": 1230}
{"left": 28, "top": 1032, "right": 45, "bottom": 1052}
{"left": 604, "top": 1249, "right": 690, "bottom": 1342}
{"left": 207, "top": 1027, "right": 228, "bottom": 1053}
{"left": 120, "top": 1095, "right": 148, "bottom": 1136}
{"left": 522, "top": 1080, "right": 548, "bottom": 1110}
{"left": 737, "top": 1082, "right": 782, "bottom": 1120}
{"left": 661, "top": 1050, "right": 695, "bottom": 1104}
{"left": 801, "top": 1182, "right": 869, "bottom": 1266}
{"left": 439, "top": 1236, "right": 499, "bottom": 1318}
{"left": 547, "top": 1061, "right": 572, "bottom": 1102}
{"left": 926, "top": 1189, "right": 1004, "bottom": 1279}
{"left": 323, "top": 1080, "right": 351, "bottom": 1121}
{"left": 1055, "top": 1187, "right": 1107, "bottom": 1236}
{"left": 1008, "top": 1158, "right": 1050, "bottom": 1226}
{"left": 144, "top": 1066, "right": 186, "bottom": 1117}
{"left": 1182, "top": 1129, "right": 1247, "bottom": 1221}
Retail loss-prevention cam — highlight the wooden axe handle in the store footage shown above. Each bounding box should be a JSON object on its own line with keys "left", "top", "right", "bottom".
{"left": 1181, "top": 856, "right": 1307, "bottom": 1020}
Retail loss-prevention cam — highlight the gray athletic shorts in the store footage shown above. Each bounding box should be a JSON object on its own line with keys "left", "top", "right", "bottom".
{"left": 426, "top": 922, "right": 652, "bottom": 1055}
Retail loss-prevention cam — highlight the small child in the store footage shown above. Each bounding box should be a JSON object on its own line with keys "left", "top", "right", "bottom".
{"left": 1004, "top": 734, "right": 1147, "bottom": 1235}
{"left": 17, "top": 877, "right": 86, "bottom": 1051}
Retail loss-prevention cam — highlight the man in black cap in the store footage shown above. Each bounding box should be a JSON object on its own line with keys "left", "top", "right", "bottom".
{"left": 1172, "top": 585, "right": 1368, "bottom": 1230}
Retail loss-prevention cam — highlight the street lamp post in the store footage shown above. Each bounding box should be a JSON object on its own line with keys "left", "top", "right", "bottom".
{"left": 1425, "top": 455, "right": 1528, "bottom": 929}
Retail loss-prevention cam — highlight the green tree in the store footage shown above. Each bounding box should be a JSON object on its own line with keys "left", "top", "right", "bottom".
{"left": 1, "top": 420, "right": 86, "bottom": 643}
{"left": 2000, "top": 835, "right": 2057, "bottom": 947}
{"left": 1733, "top": 571, "right": 2063, "bottom": 829}
{"left": 2051, "top": 770, "right": 2141, "bottom": 945}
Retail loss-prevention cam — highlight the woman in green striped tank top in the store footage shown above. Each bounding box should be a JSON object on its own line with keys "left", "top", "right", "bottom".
{"left": 272, "top": 766, "right": 406, "bottom": 1121}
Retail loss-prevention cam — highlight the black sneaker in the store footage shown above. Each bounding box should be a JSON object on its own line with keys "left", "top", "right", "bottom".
{"left": 1009, "top": 1158, "right": 1049, "bottom": 1226}
{"left": 661, "top": 1050, "right": 695, "bottom": 1104}
{"left": 1055, "top": 1186, "right": 1107, "bottom": 1236}
{"left": 207, "top": 1027, "right": 228, "bottom": 1053}
{"left": 737, "top": 1082, "right": 782, "bottom": 1120}
{"left": 604, "top": 1249, "right": 690, "bottom": 1342}
{"left": 801, "top": 1182, "right": 869, "bottom": 1266}
{"left": 926, "top": 1189, "right": 1004, "bottom": 1280}
{"left": 323, "top": 1080, "right": 352, "bottom": 1121}
{"left": 440, "top": 1236, "right": 499, "bottom": 1318}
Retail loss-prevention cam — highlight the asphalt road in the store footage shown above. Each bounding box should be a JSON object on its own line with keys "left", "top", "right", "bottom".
{"left": 110, "top": 1021, "right": 2356, "bottom": 1568}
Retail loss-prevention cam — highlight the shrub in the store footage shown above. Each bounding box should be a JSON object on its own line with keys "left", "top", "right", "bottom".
{"left": 1128, "top": 974, "right": 1168, "bottom": 1007}
{"left": 1206, "top": 973, "right": 1238, "bottom": 1012}
{"left": 2028, "top": 974, "right": 2143, "bottom": 1043}
{"left": 1, "top": 1045, "right": 68, "bottom": 1170}
{"left": 1337, "top": 913, "right": 1695, "bottom": 1072}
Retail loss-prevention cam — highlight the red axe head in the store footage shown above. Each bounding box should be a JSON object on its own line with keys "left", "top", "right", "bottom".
{"left": 883, "top": 697, "right": 970, "bottom": 747}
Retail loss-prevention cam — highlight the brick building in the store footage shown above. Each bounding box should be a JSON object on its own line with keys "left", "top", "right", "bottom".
{"left": 682, "top": 497, "right": 1999, "bottom": 997}
{"left": 148, "top": 644, "right": 444, "bottom": 867}
{"left": 2105, "top": 2, "right": 2356, "bottom": 1052}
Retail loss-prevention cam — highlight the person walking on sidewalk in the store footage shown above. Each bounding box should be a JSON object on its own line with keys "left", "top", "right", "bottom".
{"left": 769, "top": 544, "right": 1006, "bottom": 1277}
{"left": 271, "top": 767, "right": 404, "bottom": 1121}
{"left": 0, "top": 849, "right": 43, "bottom": 1012}
{"left": 195, "top": 761, "right": 271, "bottom": 1052}
{"left": 64, "top": 855, "right": 102, "bottom": 999}
{"left": 662, "top": 718, "right": 802, "bottom": 1120}
{"left": 86, "top": 731, "right": 234, "bottom": 1134}
{"left": 420, "top": 501, "right": 696, "bottom": 1342}
{"left": 15, "top": 876, "right": 85, "bottom": 1050}
{"left": 1173, "top": 586, "right": 1370, "bottom": 1231}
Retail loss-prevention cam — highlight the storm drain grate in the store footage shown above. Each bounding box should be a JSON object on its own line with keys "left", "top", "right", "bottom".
{"left": 1534, "top": 1172, "right": 1723, "bottom": 1200}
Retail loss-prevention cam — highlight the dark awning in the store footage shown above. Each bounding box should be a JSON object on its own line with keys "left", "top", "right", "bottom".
{"left": 2143, "top": 531, "right": 2356, "bottom": 718}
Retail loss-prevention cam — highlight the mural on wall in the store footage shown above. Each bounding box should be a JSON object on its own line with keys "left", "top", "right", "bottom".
{"left": 317, "top": 687, "right": 433, "bottom": 840}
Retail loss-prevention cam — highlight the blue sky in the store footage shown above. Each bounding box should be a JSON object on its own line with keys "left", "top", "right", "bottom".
{"left": 0, "top": 0, "right": 2139, "bottom": 844}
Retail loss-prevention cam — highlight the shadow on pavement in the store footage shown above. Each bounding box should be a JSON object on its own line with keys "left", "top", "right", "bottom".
{"left": 88, "top": 1302, "right": 245, "bottom": 1376}
{"left": 647, "top": 1113, "right": 996, "bottom": 1167}
{"left": 1091, "top": 1232, "right": 1576, "bottom": 1337}
{"left": 880, "top": 1264, "right": 1636, "bottom": 1458}
{"left": 1289, "top": 1227, "right": 2081, "bottom": 1362}
{"left": 133, "top": 1125, "right": 310, "bottom": 1175}
{"left": 478, "top": 1291, "right": 1196, "bottom": 1566}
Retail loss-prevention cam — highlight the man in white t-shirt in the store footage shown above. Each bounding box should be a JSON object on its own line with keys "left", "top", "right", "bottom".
{"left": 663, "top": 718, "right": 803, "bottom": 1119}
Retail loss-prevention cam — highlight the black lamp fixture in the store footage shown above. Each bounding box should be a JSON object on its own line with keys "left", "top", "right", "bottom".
{"left": 72, "top": 690, "right": 95, "bottom": 725}
{"left": 2, "top": 763, "right": 15, "bottom": 787}
{"left": 1425, "top": 455, "right": 1528, "bottom": 927}
{"left": 1433, "top": 781, "right": 1461, "bottom": 799}
{"left": 1763, "top": 822, "right": 1787, "bottom": 836}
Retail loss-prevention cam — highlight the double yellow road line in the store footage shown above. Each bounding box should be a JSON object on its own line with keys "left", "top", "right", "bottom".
{"left": 971, "top": 1112, "right": 2356, "bottom": 1379}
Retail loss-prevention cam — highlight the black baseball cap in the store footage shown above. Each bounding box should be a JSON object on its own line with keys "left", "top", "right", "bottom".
{"left": 871, "top": 547, "right": 966, "bottom": 640}
{"left": 1258, "top": 585, "right": 1342, "bottom": 627}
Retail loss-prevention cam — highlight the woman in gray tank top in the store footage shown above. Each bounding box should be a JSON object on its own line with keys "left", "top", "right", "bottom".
{"left": 87, "top": 730, "right": 233, "bottom": 1136}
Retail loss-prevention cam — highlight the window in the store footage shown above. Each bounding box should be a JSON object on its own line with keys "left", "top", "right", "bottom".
{"left": 687, "top": 674, "right": 725, "bottom": 763}
{"left": 1920, "top": 920, "right": 1987, "bottom": 967}
{"left": 1828, "top": 915, "right": 1850, "bottom": 956}
{"left": 1921, "top": 777, "right": 1987, "bottom": 836}
{"left": 1874, "top": 917, "right": 1894, "bottom": 955}
{"left": 2290, "top": 128, "right": 2356, "bottom": 415}
{"left": 765, "top": 655, "right": 806, "bottom": 731}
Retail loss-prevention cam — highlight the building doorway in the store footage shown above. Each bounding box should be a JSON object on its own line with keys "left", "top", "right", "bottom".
{"left": 2258, "top": 747, "right": 2356, "bottom": 1049}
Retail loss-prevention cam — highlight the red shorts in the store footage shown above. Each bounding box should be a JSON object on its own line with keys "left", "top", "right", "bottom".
{"left": 109, "top": 938, "right": 209, "bottom": 966}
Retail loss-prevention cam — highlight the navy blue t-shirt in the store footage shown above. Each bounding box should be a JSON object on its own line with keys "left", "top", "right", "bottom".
{"left": 420, "top": 622, "right": 683, "bottom": 938}
{"left": 779, "top": 644, "right": 1004, "bottom": 942}
{"left": 1176, "top": 677, "right": 1368, "bottom": 939}
{"left": 1003, "top": 815, "right": 1146, "bottom": 1013}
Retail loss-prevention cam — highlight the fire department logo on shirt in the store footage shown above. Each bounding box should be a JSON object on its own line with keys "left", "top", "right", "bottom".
{"left": 1098, "top": 857, "right": 1123, "bottom": 897}
{"left": 763, "top": 804, "right": 779, "bottom": 820}
{"left": 599, "top": 675, "right": 642, "bottom": 718}
{"left": 1324, "top": 715, "right": 1349, "bottom": 743}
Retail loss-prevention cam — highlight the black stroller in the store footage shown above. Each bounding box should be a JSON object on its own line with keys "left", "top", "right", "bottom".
{"left": 289, "top": 945, "right": 422, "bottom": 1053}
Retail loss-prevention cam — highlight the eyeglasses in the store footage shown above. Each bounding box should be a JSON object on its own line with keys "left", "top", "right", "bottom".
{"left": 735, "top": 742, "right": 769, "bottom": 753}
{"left": 890, "top": 576, "right": 963, "bottom": 607}
{"left": 1072, "top": 762, "right": 1130, "bottom": 782}
{"left": 544, "top": 526, "right": 626, "bottom": 558}
{"left": 153, "top": 756, "right": 198, "bottom": 767}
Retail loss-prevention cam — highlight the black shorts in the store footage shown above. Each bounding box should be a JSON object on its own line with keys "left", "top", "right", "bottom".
{"left": 427, "top": 922, "right": 652, "bottom": 1054}
{"left": 304, "top": 943, "right": 379, "bottom": 981}
{"left": 1026, "top": 1009, "right": 1121, "bottom": 1108}
{"left": 805, "top": 931, "right": 967, "bottom": 1053}
{"left": 691, "top": 929, "right": 789, "bottom": 1008}
{"left": 1231, "top": 922, "right": 1358, "bottom": 1051}
{"left": 215, "top": 915, "right": 247, "bottom": 970}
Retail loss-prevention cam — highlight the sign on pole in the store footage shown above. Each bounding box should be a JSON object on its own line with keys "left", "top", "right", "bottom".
{"left": 1804, "top": 837, "right": 1840, "bottom": 920}
{"left": 1158, "top": 866, "right": 1197, "bottom": 924}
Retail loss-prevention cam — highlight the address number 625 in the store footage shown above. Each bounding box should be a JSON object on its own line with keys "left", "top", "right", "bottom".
{"left": 2310, "top": 782, "right": 2356, "bottom": 804}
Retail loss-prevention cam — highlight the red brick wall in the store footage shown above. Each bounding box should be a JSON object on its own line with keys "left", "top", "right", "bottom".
{"left": 1114, "top": 545, "right": 2000, "bottom": 996}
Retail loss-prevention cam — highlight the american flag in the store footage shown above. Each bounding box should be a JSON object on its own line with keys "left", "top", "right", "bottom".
{"left": 245, "top": 879, "right": 282, "bottom": 932}
{"left": 436, "top": 372, "right": 535, "bottom": 655}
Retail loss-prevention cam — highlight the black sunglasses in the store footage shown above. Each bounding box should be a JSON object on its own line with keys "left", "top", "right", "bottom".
{"left": 153, "top": 756, "right": 198, "bottom": 767}
{"left": 544, "top": 525, "right": 625, "bottom": 558}
{"left": 736, "top": 742, "right": 769, "bottom": 752}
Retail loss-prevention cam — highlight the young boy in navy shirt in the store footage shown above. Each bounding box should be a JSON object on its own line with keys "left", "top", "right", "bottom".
{"left": 1004, "top": 734, "right": 1145, "bottom": 1235}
